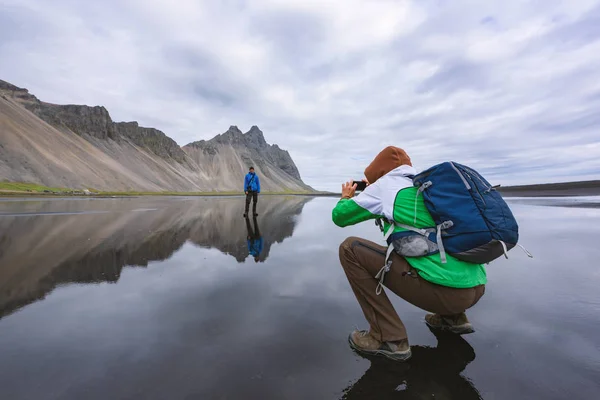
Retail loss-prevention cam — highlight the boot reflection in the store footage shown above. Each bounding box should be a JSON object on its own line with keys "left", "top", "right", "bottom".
{"left": 341, "top": 327, "right": 482, "bottom": 399}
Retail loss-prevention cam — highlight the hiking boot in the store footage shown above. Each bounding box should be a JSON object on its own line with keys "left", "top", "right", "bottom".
{"left": 348, "top": 330, "right": 411, "bottom": 361}
{"left": 424, "top": 312, "right": 474, "bottom": 334}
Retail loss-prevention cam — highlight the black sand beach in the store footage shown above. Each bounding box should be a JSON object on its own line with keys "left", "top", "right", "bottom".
{"left": 0, "top": 196, "right": 598, "bottom": 399}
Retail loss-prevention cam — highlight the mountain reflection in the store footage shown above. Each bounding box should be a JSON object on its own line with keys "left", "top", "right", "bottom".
{"left": 0, "top": 196, "right": 312, "bottom": 319}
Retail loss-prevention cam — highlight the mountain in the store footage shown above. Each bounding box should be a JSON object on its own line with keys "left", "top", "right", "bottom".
{"left": 0, "top": 79, "right": 313, "bottom": 192}
{"left": 183, "top": 125, "right": 307, "bottom": 192}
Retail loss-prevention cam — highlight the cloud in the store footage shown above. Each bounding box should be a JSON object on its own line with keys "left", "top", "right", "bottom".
{"left": 1, "top": 0, "right": 599, "bottom": 190}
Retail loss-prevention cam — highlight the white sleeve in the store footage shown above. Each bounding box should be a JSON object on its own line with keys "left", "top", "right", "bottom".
{"left": 356, "top": 174, "right": 413, "bottom": 221}
{"left": 353, "top": 180, "right": 383, "bottom": 216}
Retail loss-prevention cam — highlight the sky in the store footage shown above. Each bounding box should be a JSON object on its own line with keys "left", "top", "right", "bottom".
{"left": 1, "top": 0, "right": 600, "bottom": 191}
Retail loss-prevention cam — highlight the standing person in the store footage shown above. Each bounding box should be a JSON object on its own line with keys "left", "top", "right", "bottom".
{"left": 332, "top": 146, "right": 487, "bottom": 362}
{"left": 244, "top": 166, "right": 260, "bottom": 217}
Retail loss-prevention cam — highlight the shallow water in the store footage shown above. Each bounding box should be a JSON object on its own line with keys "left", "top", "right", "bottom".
{"left": 0, "top": 195, "right": 599, "bottom": 399}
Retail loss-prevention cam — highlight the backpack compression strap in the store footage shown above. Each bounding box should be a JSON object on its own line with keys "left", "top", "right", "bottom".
{"left": 374, "top": 222, "right": 395, "bottom": 296}
{"left": 373, "top": 217, "right": 455, "bottom": 296}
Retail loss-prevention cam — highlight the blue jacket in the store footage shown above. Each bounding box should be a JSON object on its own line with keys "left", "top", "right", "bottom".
{"left": 244, "top": 172, "right": 260, "bottom": 193}
{"left": 247, "top": 237, "right": 264, "bottom": 257}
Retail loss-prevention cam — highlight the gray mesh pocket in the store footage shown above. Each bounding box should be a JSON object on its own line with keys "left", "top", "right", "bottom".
{"left": 391, "top": 232, "right": 439, "bottom": 257}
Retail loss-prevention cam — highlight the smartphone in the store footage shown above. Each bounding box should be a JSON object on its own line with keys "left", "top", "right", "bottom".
{"left": 353, "top": 180, "right": 367, "bottom": 191}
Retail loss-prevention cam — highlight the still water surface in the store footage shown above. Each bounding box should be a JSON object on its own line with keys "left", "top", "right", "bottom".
{"left": 0, "top": 195, "right": 599, "bottom": 399}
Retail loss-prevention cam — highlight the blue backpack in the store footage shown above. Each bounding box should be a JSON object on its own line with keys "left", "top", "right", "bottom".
{"left": 411, "top": 161, "right": 529, "bottom": 264}
{"left": 380, "top": 161, "right": 531, "bottom": 266}
{"left": 374, "top": 161, "right": 532, "bottom": 295}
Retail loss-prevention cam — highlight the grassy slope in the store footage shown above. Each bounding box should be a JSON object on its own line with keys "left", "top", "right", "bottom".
{"left": 0, "top": 182, "right": 71, "bottom": 193}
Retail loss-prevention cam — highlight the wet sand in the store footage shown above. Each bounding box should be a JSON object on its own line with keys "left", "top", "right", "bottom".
{"left": 0, "top": 196, "right": 599, "bottom": 399}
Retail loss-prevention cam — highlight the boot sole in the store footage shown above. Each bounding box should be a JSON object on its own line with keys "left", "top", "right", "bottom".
{"left": 424, "top": 320, "right": 475, "bottom": 335}
{"left": 347, "top": 334, "right": 412, "bottom": 362}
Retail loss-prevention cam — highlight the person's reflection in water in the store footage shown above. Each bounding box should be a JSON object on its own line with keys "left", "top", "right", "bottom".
{"left": 341, "top": 327, "right": 483, "bottom": 400}
{"left": 245, "top": 216, "right": 263, "bottom": 263}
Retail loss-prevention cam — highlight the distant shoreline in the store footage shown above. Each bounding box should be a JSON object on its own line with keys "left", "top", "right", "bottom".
{"left": 497, "top": 180, "right": 600, "bottom": 197}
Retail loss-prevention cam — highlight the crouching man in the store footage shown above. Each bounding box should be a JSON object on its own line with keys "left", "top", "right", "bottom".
{"left": 332, "top": 146, "right": 487, "bottom": 361}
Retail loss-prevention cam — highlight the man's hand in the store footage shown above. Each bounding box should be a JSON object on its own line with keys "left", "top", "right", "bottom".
{"left": 341, "top": 180, "right": 358, "bottom": 199}
{"left": 245, "top": 191, "right": 248, "bottom": 195}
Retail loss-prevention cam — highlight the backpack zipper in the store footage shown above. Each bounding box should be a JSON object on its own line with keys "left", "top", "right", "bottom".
{"left": 450, "top": 162, "right": 471, "bottom": 190}
{"left": 462, "top": 165, "right": 492, "bottom": 191}
{"left": 460, "top": 168, "right": 487, "bottom": 206}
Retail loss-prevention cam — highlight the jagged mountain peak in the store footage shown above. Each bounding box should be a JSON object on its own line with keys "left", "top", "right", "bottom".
{"left": 247, "top": 125, "right": 263, "bottom": 135}
{"left": 190, "top": 125, "right": 268, "bottom": 149}
{"left": 245, "top": 125, "right": 267, "bottom": 146}
{"left": 226, "top": 125, "right": 243, "bottom": 134}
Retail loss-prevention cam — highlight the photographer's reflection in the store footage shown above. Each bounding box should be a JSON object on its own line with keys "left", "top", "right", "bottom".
{"left": 245, "top": 216, "right": 263, "bottom": 263}
{"left": 341, "top": 328, "right": 482, "bottom": 399}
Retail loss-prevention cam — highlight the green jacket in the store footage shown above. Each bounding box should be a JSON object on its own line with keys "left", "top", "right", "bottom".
{"left": 332, "top": 165, "right": 486, "bottom": 289}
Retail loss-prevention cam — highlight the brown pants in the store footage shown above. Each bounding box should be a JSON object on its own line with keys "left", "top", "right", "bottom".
{"left": 339, "top": 236, "right": 485, "bottom": 342}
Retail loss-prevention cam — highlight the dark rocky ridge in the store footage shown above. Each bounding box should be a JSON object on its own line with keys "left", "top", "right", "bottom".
{"left": 0, "top": 80, "right": 186, "bottom": 163}
{"left": 114, "top": 121, "right": 187, "bottom": 163}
